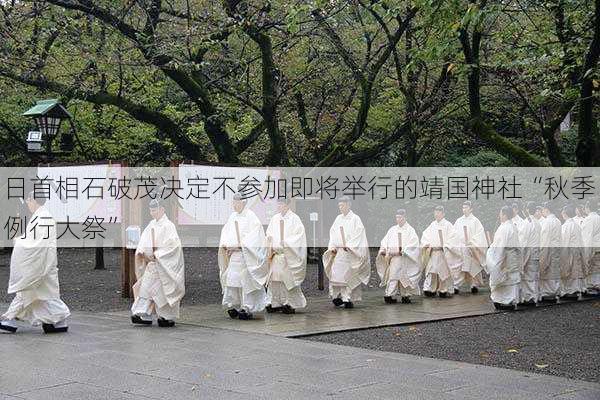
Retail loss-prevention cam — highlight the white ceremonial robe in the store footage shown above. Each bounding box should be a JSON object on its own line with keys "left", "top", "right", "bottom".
{"left": 421, "top": 218, "right": 461, "bottom": 294}
{"left": 520, "top": 216, "right": 541, "bottom": 302}
{"left": 322, "top": 211, "right": 370, "bottom": 302}
{"left": 582, "top": 212, "right": 600, "bottom": 289}
{"left": 486, "top": 220, "right": 521, "bottom": 305}
{"left": 131, "top": 214, "right": 185, "bottom": 320}
{"left": 265, "top": 210, "right": 307, "bottom": 309}
{"left": 2, "top": 206, "right": 70, "bottom": 326}
{"left": 539, "top": 214, "right": 562, "bottom": 299}
{"left": 218, "top": 208, "right": 269, "bottom": 313}
{"left": 376, "top": 223, "right": 421, "bottom": 297}
{"left": 453, "top": 214, "right": 487, "bottom": 291}
{"left": 560, "top": 218, "right": 586, "bottom": 296}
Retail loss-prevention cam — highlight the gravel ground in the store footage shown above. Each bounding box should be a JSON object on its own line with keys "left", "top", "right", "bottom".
{"left": 305, "top": 299, "right": 600, "bottom": 383}
{"left": 0, "top": 248, "right": 381, "bottom": 312}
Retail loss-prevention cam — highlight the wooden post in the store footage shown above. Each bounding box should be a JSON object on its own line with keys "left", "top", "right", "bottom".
{"left": 438, "top": 229, "right": 444, "bottom": 248}
{"left": 279, "top": 219, "right": 284, "bottom": 248}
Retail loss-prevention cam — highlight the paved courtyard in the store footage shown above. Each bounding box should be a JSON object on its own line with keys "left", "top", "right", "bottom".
{"left": 1, "top": 309, "right": 599, "bottom": 400}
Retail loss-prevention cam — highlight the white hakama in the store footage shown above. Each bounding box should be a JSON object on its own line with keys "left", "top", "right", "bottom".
{"left": 582, "top": 211, "right": 600, "bottom": 290}
{"left": 519, "top": 217, "right": 541, "bottom": 303}
{"left": 421, "top": 219, "right": 461, "bottom": 295}
{"left": 539, "top": 214, "right": 562, "bottom": 299}
{"left": 486, "top": 220, "right": 521, "bottom": 306}
{"left": 323, "top": 211, "right": 370, "bottom": 303}
{"left": 218, "top": 208, "right": 269, "bottom": 313}
{"left": 131, "top": 214, "right": 185, "bottom": 321}
{"left": 560, "top": 218, "right": 586, "bottom": 296}
{"left": 265, "top": 211, "right": 307, "bottom": 309}
{"left": 376, "top": 222, "right": 421, "bottom": 298}
{"left": 453, "top": 214, "right": 487, "bottom": 291}
{"left": 1, "top": 206, "right": 70, "bottom": 327}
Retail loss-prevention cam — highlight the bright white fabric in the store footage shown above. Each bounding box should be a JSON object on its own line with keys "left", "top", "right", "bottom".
{"left": 218, "top": 208, "right": 268, "bottom": 312}
{"left": 421, "top": 218, "right": 461, "bottom": 294}
{"left": 453, "top": 214, "right": 487, "bottom": 290}
{"left": 376, "top": 222, "right": 421, "bottom": 296}
{"left": 132, "top": 214, "right": 185, "bottom": 319}
{"left": 560, "top": 218, "right": 586, "bottom": 295}
{"left": 486, "top": 220, "right": 521, "bottom": 305}
{"left": 2, "top": 206, "right": 70, "bottom": 326}
{"left": 539, "top": 213, "right": 562, "bottom": 298}
{"left": 582, "top": 212, "right": 600, "bottom": 289}
{"left": 520, "top": 216, "right": 541, "bottom": 302}
{"left": 323, "top": 211, "right": 370, "bottom": 299}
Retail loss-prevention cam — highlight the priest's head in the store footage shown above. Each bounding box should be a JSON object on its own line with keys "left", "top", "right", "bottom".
{"left": 434, "top": 205, "right": 444, "bottom": 221}
{"left": 338, "top": 196, "right": 351, "bottom": 215}
{"left": 561, "top": 204, "right": 576, "bottom": 221}
{"left": 541, "top": 201, "right": 554, "bottom": 217}
{"left": 462, "top": 201, "right": 472, "bottom": 216}
{"left": 525, "top": 201, "right": 537, "bottom": 218}
{"left": 499, "top": 205, "right": 512, "bottom": 222}
{"left": 395, "top": 209, "right": 406, "bottom": 226}
{"left": 534, "top": 205, "right": 543, "bottom": 219}
{"left": 277, "top": 198, "right": 291, "bottom": 215}
{"left": 25, "top": 191, "right": 46, "bottom": 213}
{"left": 511, "top": 202, "right": 521, "bottom": 217}
{"left": 584, "top": 200, "right": 598, "bottom": 214}
{"left": 233, "top": 193, "right": 246, "bottom": 213}
{"left": 149, "top": 199, "right": 165, "bottom": 221}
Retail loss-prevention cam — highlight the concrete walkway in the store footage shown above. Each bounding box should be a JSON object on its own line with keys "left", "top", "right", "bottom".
{"left": 1, "top": 312, "right": 599, "bottom": 400}
{"left": 107, "top": 289, "right": 497, "bottom": 337}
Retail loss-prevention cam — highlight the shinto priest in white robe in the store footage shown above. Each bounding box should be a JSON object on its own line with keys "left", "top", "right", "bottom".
{"left": 560, "top": 217, "right": 586, "bottom": 296}
{"left": 2, "top": 206, "right": 70, "bottom": 326}
{"left": 539, "top": 210, "right": 562, "bottom": 299}
{"left": 376, "top": 221, "right": 421, "bottom": 298}
{"left": 265, "top": 209, "right": 307, "bottom": 309}
{"left": 453, "top": 213, "right": 487, "bottom": 291}
{"left": 486, "top": 219, "right": 521, "bottom": 305}
{"left": 519, "top": 215, "right": 541, "bottom": 302}
{"left": 582, "top": 209, "right": 600, "bottom": 290}
{"left": 218, "top": 207, "right": 269, "bottom": 313}
{"left": 323, "top": 210, "right": 370, "bottom": 302}
{"left": 132, "top": 214, "right": 185, "bottom": 320}
{"left": 421, "top": 218, "right": 461, "bottom": 294}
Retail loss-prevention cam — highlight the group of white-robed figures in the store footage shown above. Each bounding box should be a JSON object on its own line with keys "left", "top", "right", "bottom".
{"left": 3, "top": 194, "right": 599, "bottom": 332}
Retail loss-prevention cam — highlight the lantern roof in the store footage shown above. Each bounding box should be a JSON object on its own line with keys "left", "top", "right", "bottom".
{"left": 22, "top": 99, "right": 72, "bottom": 119}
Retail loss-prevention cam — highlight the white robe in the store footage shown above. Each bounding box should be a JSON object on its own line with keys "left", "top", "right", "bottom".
{"left": 560, "top": 218, "right": 586, "bottom": 296}
{"left": 376, "top": 222, "right": 421, "bottom": 297}
{"left": 539, "top": 214, "right": 562, "bottom": 298}
{"left": 218, "top": 208, "right": 269, "bottom": 312}
{"left": 265, "top": 210, "right": 307, "bottom": 309}
{"left": 323, "top": 211, "right": 370, "bottom": 302}
{"left": 453, "top": 214, "right": 487, "bottom": 290}
{"left": 131, "top": 214, "right": 185, "bottom": 320}
{"left": 582, "top": 211, "right": 600, "bottom": 289}
{"left": 520, "top": 216, "right": 541, "bottom": 302}
{"left": 486, "top": 220, "right": 521, "bottom": 305}
{"left": 421, "top": 218, "right": 461, "bottom": 294}
{"left": 2, "top": 206, "right": 70, "bottom": 325}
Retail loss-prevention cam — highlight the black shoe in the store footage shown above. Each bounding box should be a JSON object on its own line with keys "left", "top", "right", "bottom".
{"left": 540, "top": 297, "right": 557, "bottom": 304}
{"left": 423, "top": 291, "right": 435, "bottom": 297}
{"left": 439, "top": 292, "right": 449, "bottom": 298}
{"left": 131, "top": 315, "right": 152, "bottom": 325}
{"left": 157, "top": 318, "right": 175, "bottom": 327}
{"left": 0, "top": 322, "right": 17, "bottom": 333}
{"left": 266, "top": 305, "right": 281, "bottom": 313}
{"left": 344, "top": 301, "right": 354, "bottom": 309}
{"left": 238, "top": 310, "right": 253, "bottom": 320}
{"left": 401, "top": 297, "right": 411, "bottom": 304}
{"left": 454, "top": 288, "right": 460, "bottom": 295}
{"left": 332, "top": 298, "right": 344, "bottom": 307}
{"left": 493, "top": 302, "right": 515, "bottom": 311}
{"left": 471, "top": 287, "right": 479, "bottom": 294}
{"left": 227, "top": 308, "right": 239, "bottom": 319}
{"left": 520, "top": 300, "right": 536, "bottom": 307}
{"left": 384, "top": 296, "right": 397, "bottom": 304}
{"left": 560, "top": 293, "right": 578, "bottom": 301}
{"left": 281, "top": 305, "right": 295, "bottom": 314}
{"left": 42, "top": 323, "right": 68, "bottom": 334}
